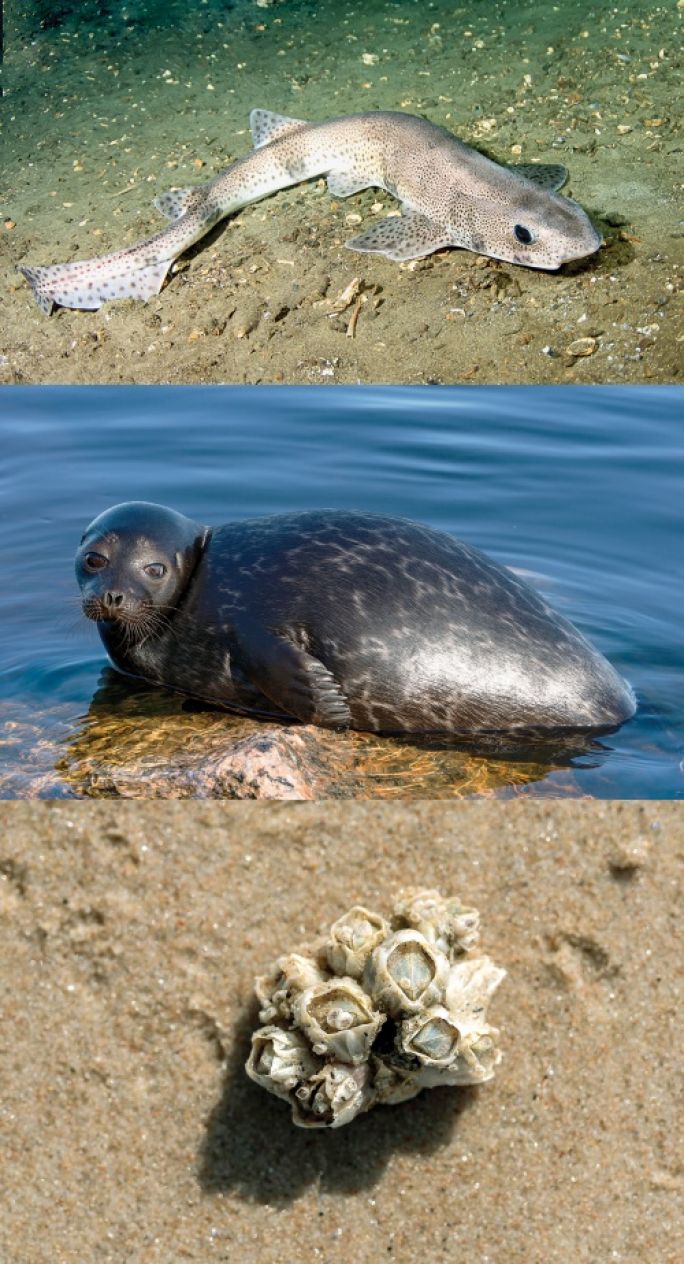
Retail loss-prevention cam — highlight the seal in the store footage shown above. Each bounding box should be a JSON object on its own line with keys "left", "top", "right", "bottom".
{"left": 76, "top": 503, "right": 636, "bottom": 735}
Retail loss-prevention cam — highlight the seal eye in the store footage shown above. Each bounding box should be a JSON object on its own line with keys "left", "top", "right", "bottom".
{"left": 144, "top": 562, "right": 166, "bottom": 579}
{"left": 84, "top": 552, "right": 107, "bottom": 571}
{"left": 514, "top": 224, "right": 534, "bottom": 244}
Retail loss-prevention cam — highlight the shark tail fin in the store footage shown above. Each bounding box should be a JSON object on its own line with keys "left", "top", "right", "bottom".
{"left": 153, "top": 186, "right": 199, "bottom": 221}
{"left": 18, "top": 257, "right": 171, "bottom": 314}
{"left": 249, "top": 108, "right": 308, "bottom": 149}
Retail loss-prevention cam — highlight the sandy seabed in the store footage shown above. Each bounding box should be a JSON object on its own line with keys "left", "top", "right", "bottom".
{"left": 2, "top": 0, "right": 681, "bottom": 385}
{"left": 1, "top": 799, "right": 682, "bottom": 1263}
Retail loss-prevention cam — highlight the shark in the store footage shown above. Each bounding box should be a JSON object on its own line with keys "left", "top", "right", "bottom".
{"left": 18, "top": 109, "right": 602, "bottom": 315}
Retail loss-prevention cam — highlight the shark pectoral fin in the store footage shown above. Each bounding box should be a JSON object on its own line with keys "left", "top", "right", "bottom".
{"left": 345, "top": 209, "right": 451, "bottom": 262}
{"left": 510, "top": 163, "right": 569, "bottom": 192}
{"left": 326, "top": 170, "right": 374, "bottom": 198}
{"left": 249, "top": 108, "right": 308, "bottom": 149}
{"left": 153, "top": 187, "right": 197, "bottom": 221}
{"left": 235, "top": 626, "right": 351, "bottom": 729}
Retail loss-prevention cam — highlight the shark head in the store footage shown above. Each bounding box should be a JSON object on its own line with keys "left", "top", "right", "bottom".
{"left": 449, "top": 178, "right": 603, "bottom": 271}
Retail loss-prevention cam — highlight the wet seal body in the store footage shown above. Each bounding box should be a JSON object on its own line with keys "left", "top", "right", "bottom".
{"left": 76, "top": 503, "right": 635, "bottom": 736}
{"left": 20, "top": 109, "right": 602, "bottom": 314}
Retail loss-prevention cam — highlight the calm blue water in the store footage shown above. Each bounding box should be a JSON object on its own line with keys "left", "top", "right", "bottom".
{"left": 0, "top": 385, "right": 682, "bottom": 798}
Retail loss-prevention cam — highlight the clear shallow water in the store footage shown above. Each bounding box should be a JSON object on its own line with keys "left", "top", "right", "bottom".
{"left": 0, "top": 384, "right": 682, "bottom": 798}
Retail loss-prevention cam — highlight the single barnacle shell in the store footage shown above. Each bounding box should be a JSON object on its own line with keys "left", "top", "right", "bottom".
{"left": 445, "top": 955, "right": 507, "bottom": 1033}
{"left": 398, "top": 1003, "right": 501, "bottom": 1085}
{"left": 292, "top": 1061, "right": 373, "bottom": 1129}
{"left": 326, "top": 905, "right": 390, "bottom": 978}
{"left": 246, "top": 1025, "right": 321, "bottom": 1100}
{"left": 255, "top": 951, "right": 328, "bottom": 1023}
{"left": 364, "top": 928, "right": 449, "bottom": 1016}
{"left": 293, "top": 977, "right": 384, "bottom": 1064}
{"left": 400, "top": 1004, "right": 462, "bottom": 1068}
{"left": 413, "top": 1028, "right": 503, "bottom": 1087}
{"left": 394, "top": 888, "right": 480, "bottom": 957}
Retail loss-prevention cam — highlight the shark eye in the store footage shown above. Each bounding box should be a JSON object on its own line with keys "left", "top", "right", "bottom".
{"left": 514, "top": 224, "right": 535, "bottom": 244}
{"left": 84, "top": 552, "right": 107, "bottom": 571}
{"left": 144, "top": 562, "right": 166, "bottom": 579}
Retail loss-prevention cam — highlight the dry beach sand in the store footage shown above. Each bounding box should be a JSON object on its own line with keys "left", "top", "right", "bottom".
{"left": 2, "top": 0, "right": 681, "bottom": 385}
{"left": 1, "top": 799, "right": 682, "bottom": 1262}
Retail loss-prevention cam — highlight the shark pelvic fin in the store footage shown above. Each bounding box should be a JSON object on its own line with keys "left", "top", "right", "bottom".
{"left": 326, "top": 170, "right": 374, "bottom": 198}
{"left": 249, "top": 108, "right": 308, "bottom": 149}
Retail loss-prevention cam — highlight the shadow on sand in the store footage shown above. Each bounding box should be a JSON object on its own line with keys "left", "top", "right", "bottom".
{"left": 198, "top": 999, "right": 478, "bottom": 1205}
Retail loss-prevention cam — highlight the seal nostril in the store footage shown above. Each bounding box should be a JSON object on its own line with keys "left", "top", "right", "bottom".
{"left": 104, "top": 591, "right": 124, "bottom": 609}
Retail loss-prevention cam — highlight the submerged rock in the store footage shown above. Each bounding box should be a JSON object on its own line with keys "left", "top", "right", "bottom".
{"left": 4, "top": 671, "right": 596, "bottom": 800}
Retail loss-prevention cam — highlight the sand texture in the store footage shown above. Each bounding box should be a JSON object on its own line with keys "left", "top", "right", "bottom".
{"left": 2, "top": 0, "right": 681, "bottom": 385}
{"left": 1, "top": 799, "right": 682, "bottom": 1262}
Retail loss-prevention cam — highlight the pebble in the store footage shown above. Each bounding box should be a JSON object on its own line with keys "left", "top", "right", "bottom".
{"left": 232, "top": 301, "right": 263, "bottom": 339}
{"left": 608, "top": 835, "right": 652, "bottom": 875}
{"left": 566, "top": 336, "right": 597, "bottom": 357}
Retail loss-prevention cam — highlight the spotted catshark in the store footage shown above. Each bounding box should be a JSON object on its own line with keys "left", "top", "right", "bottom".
{"left": 18, "top": 109, "right": 602, "bottom": 315}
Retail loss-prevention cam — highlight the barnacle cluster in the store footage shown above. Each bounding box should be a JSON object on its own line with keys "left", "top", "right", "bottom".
{"left": 246, "top": 890, "right": 505, "bottom": 1128}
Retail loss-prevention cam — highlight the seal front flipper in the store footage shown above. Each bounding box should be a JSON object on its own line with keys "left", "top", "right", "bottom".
{"left": 235, "top": 625, "right": 352, "bottom": 729}
{"left": 345, "top": 208, "right": 451, "bottom": 261}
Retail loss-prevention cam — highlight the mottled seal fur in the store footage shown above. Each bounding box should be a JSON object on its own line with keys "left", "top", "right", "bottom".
{"left": 76, "top": 503, "right": 635, "bottom": 736}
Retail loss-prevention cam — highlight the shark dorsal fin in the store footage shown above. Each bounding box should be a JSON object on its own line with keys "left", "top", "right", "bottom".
{"left": 509, "top": 163, "right": 569, "bottom": 192}
{"left": 249, "top": 108, "right": 309, "bottom": 149}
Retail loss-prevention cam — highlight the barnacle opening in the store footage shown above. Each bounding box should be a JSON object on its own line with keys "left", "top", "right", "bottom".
{"left": 408, "top": 1016, "right": 460, "bottom": 1063}
{"left": 327, "top": 906, "right": 390, "bottom": 977}
{"left": 309, "top": 986, "right": 371, "bottom": 1033}
{"left": 336, "top": 908, "right": 386, "bottom": 951}
{"left": 387, "top": 940, "right": 436, "bottom": 1001}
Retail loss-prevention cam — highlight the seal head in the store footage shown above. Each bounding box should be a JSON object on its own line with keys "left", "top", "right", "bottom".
{"left": 76, "top": 501, "right": 207, "bottom": 641}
